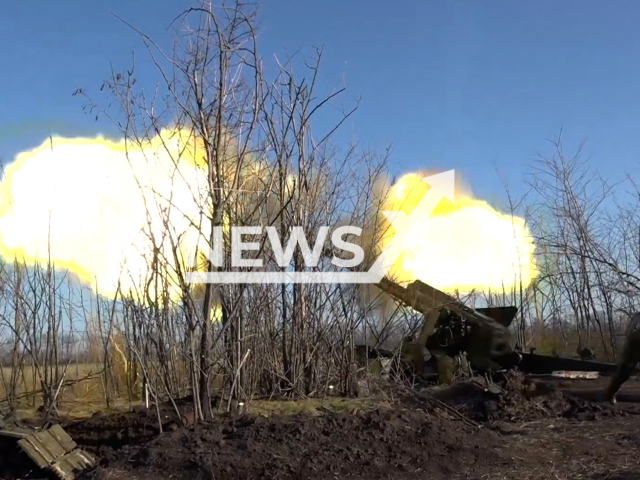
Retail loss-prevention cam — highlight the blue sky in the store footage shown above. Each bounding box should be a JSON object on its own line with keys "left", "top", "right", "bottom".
{"left": 2, "top": 0, "right": 640, "bottom": 204}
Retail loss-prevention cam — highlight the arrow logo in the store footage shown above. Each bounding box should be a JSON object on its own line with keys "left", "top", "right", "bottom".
{"left": 187, "top": 169, "right": 456, "bottom": 284}
{"left": 366, "top": 170, "right": 455, "bottom": 282}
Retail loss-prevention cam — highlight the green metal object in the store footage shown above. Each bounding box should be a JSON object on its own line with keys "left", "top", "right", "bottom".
{"left": 0, "top": 420, "right": 96, "bottom": 479}
{"left": 375, "top": 277, "right": 521, "bottom": 374}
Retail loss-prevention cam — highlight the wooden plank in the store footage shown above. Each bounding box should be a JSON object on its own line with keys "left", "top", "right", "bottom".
{"left": 17, "top": 424, "right": 95, "bottom": 479}
{"left": 518, "top": 353, "right": 625, "bottom": 375}
{"left": 19, "top": 428, "right": 69, "bottom": 468}
{"left": 0, "top": 429, "right": 30, "bottom": 439}
{"left": 49, "top": 449, "right": 97, "bottom": 480}
{"left": 551, "top": 371, "right": 600, "bottom": 379}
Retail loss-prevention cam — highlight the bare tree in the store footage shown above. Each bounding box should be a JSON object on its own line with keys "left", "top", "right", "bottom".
{"left": 68, "top": 0, "right": 393, "bottom": 423}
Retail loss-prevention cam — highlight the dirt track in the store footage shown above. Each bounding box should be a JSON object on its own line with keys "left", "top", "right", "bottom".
{"left": 50, "top": 374, "right": 640, "bottom": 479}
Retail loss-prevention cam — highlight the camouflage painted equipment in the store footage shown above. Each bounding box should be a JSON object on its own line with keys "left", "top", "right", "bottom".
{"left": 375, "top": 277, "right": 521, "bottom": 373}
{"left": 606, "top": 312, "right": 640, "bottom": 404}
{"left": 0, "top": 419, "right": 96, "bottom": 479}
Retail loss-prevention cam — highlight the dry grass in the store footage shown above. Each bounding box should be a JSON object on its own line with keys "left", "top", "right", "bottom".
{"left": 1, "top": 361, "right": 392, "bottom": 421}
{"left": 7, "top": 394, "right": 391, "bottom": 424}
{"left": 1, "top": 363, "right": 103, "bottom": 398}
{"left": 246, "top": 396, "right": 392, "bottom": 416}
{"left": 13, "top": 396, "right": 143, "bottom": 421}
{"left": 0, "top": 363, "right": 103, "bottom": 385}
{"left": 0, "top": 362, "right": 141, "bottom": 414}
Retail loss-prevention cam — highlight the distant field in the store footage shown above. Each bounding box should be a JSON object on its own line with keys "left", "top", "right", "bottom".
{"left": 1, "top": 362, "right": 105, "bottom": 393}
{"left": 1, "top": 362, "right": 104, "bottom": 380}
{"left": 0, "top": 361, "right": 139, "bottom": 414}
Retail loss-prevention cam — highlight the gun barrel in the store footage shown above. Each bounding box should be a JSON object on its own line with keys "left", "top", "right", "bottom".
{"left": 376, "top": 277, "right": 494, "bottom": 327}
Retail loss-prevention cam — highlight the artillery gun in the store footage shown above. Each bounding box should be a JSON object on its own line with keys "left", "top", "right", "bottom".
{"left": 372, "top": 277, "right": 522, "bottom": 379}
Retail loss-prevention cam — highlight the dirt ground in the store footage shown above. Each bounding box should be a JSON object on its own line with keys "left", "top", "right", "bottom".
{"left": 10, "top": 372, "right": 640, "bottom": 480}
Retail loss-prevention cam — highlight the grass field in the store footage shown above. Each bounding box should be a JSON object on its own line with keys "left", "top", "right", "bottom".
{"left": 0, "top": 361, "right": 392, "bottom": 421}
{"left": 0, "top": 362, "right": 137, "bottom": 416}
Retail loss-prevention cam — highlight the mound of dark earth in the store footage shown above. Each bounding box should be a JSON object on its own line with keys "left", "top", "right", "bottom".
{"left": 68, "top": 408, "right": 527, "bottom": 480}
{"left": 61, "top": 372, "right": 640, "bottom": 480}
{"left": 427, "top": 370, "right": 625, "bottom": 422}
